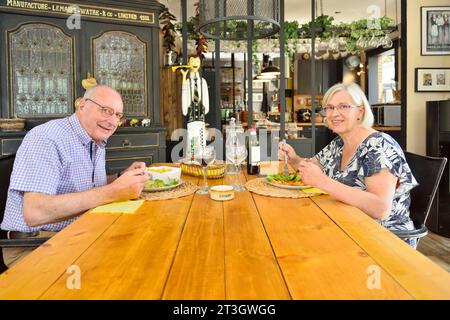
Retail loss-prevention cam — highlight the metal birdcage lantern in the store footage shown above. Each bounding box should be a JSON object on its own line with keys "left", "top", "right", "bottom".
{"left": 199, "top": 0, "right": 280, "bottom": 40}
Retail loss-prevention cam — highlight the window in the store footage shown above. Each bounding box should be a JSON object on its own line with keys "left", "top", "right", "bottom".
{"left": 368, "top": 48, "right": 399, "bottom": 104}
{"left": 9, "top": 23, "right": 74, "bottom": 118}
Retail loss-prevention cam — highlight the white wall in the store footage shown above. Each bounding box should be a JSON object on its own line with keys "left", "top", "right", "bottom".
{"left": 407, "top": 0, "right": 450, "bottom": 154}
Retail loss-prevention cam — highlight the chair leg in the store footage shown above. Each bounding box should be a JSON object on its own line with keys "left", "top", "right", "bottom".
{"left": 0, "top": 249, "right": 8, "bottom": 273}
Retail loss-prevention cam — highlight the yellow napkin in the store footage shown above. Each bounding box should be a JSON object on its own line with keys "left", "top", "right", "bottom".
{"left": 91, "top": 200, "right": 145, "bottom": 214}
{"left": 302, "top": 187, "right": 327, "bottom": 195}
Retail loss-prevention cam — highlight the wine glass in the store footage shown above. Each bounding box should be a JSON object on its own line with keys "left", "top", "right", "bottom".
{"left": 368, "top": 35, "right": 379, "bottom": 48}
{"left": 226, "top": 144, "right": 247, "bottom": 192}
{"left": 328, "top": 33, "right": 340, "bottom": 53}
{"left": 195, "top": 145, "right": 216, "bottom": 195}
{"left": 381, "top": 34, "right": 393, "bottom": 49}
{"left": 356, "top": 36, "right": 367, "bottom": 50}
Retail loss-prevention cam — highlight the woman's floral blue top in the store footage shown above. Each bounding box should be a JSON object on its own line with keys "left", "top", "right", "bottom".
{"left": 315, "top": 132, "right": 418, "bottom": 248}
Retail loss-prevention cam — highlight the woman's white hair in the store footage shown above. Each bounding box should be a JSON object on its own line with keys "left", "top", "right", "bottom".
{"left": 322, "top": 82, "right": 374, "bottom": 128}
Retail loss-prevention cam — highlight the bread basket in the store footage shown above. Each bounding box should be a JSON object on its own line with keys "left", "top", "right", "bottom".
{"left": 180, "top": 160, "right": 225, "bottom": 179}
{"left": 0, "top": 118, "right": 25, "bottom": 132}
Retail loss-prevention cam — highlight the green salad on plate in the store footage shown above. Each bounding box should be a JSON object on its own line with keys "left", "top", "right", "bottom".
{"left": 266, "top": 173, "right": 301, "bottom": 182}
{"left": 145, "top": 179, "right": 179, "bottom": 189}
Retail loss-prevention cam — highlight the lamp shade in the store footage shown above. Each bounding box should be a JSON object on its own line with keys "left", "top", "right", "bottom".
{"left": 199, "top": 0, "right": 280, "bottom": 40}
{"left": 261, "top": 60, "right": 280, "bottom": 76}
{"left": 253, "top": 76, "right": 272, "bottom": 82}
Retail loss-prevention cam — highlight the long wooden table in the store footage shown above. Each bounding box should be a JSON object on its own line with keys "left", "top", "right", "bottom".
{"left": 1, "top": 162, "right": 450, "bottom": 300}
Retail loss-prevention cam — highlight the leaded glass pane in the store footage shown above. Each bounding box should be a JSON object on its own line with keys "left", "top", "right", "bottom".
{"left": 93, "top": 31, "right": 147, "bottom": 117}
{"left": 9, "top": 23, "right": 74, "bottom": 118}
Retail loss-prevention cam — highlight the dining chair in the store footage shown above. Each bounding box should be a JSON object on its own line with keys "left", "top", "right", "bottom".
{"left": 0, "top": 154, "right": 50, "bottom": 273}
{"left": 391, "top": 151, "right": 447, "bottom": 245}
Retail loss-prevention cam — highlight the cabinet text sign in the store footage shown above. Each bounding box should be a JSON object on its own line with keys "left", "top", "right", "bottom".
{"left": 1, "top": 0, "right": 155, "bottom": 25}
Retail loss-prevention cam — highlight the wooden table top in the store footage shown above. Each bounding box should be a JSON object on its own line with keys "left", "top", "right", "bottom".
{"left": 1, "top": 162, "right": 450, "bottom": 300}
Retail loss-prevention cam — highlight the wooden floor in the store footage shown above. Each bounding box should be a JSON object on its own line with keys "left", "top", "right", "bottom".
{"left": 418, "top": 232, "right": 450, "bottom": 273}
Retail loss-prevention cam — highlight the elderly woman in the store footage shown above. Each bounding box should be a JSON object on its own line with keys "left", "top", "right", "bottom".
{"left": 280, "top": 82, "right": 418, "bottom": 248}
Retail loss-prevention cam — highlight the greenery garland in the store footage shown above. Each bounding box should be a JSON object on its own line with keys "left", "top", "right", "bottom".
{"left": 173, "top": 15, "right": 395, "bottom": 65}
{"left": 175, "top": 15, "right": 394, "bottom": 50}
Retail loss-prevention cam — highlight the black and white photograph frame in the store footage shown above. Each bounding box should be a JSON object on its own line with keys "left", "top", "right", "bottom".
{"left": 415, "top": 68, "right": 450, "bottom": 92}
{"left": 421, "top": 6, "right": 450, "bottom": 55}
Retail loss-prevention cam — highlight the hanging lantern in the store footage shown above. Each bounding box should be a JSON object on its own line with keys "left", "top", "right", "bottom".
{"left": 199, "top": 0, "right": 280, "bottom": 40}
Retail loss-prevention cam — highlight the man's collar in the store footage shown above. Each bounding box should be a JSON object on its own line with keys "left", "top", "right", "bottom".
{"left": 68, "top": 114, "right": 107, "bottom": 148}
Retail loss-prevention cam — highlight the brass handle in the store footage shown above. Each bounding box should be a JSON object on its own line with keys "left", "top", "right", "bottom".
{"left": 122, "top": 139, "right": 131, "bottom": 147}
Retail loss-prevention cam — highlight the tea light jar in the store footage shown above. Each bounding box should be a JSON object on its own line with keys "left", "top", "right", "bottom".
{"left": 209, "top": 185, "right": 235, "bottom": 201}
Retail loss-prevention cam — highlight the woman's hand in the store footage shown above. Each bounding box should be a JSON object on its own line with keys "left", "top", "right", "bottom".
{"left": 297, "top": 159, "right": 328, "bottom": 189}
{"left": 278, "top": 142, "right": 301, "bottom": 169}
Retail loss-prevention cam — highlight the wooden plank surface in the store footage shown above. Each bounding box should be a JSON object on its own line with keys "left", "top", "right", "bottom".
{"left": 1, "top": 162, "right": 449, "bottom": 300}
{"left": 0, "top": 213, "right": 121, "bottom": 300}
{"left": 222, "top": 173, "right": 291, "bottom": 299}
{"left": 311, "top": 195, "right": 450, "bottom": 299}
{"left": 162, "top": 177, "right": 225, "bottom": 299}
{"left": 160, "top": 68, "right": 183, "bottom": 140}
{"left": 40, "top": 197, "right": 194, "bottom": 299}
{"left": 39, "top": 168, "right": 198, "bottom": 299}
{"left": 251, "top": 194, "right": 412, "bottom": 299}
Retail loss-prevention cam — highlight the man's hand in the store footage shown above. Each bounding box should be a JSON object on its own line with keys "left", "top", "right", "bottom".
{"left": 111, "top": 168, "right": 149, "bottom": 200}
{"left": 120, "top": 161, "right": 147, "bottom": 176}
{"left": 23, "top": 167, "right": 149, "bottom": 227}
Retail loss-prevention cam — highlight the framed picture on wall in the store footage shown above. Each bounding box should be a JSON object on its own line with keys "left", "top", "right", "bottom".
{"left": 415, "top": 68, "right": 450, "bottom": 92}
{"left": 421, "top": 6, "right": 450, "bottom": 55}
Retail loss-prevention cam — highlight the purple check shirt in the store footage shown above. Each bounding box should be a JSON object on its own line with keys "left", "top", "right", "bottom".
{"left": 1, "top": 114, "right": 107, "bottom": 232}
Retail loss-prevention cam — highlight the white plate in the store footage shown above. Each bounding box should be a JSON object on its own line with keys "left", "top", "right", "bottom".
{"left": 143, "top": 180, "right": 183, "bottom": 192}
{"left": 266, "top": 180, "right": 311, "bottom": 190}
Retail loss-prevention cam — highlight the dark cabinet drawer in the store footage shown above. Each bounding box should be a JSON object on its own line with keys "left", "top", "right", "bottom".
{"left": 106, "top": 155, "right": 155, "bottom": 175}
{"left": 1, "top": 138, "right": 24, "bottom": 155}
{"left": 106, "top": 148, "right": 158, "bottom": 175}
{"left": 106, "top": 147, "right": 158, "bottom": 159}
{"left": 106, "top": 132, "right": 160, "bottom": 149}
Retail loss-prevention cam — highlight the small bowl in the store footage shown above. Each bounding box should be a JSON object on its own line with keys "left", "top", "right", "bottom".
{"left": 209, "top": 185, "right": 235, "bottom": 201}
{"left": 147, "top": 166, "right": 181, "bottom": 184}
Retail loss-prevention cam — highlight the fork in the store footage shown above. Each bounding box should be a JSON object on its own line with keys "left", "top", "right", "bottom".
{"left": 282, "top": 139, "right": 289, "bottom": 175}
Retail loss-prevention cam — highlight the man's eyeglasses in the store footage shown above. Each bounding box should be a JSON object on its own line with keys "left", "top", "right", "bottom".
{"left": 85, "top": 98, "right": 124, "bottom": 119}
{"left": 322, "top": 103, "right": 361, "bottom": 114}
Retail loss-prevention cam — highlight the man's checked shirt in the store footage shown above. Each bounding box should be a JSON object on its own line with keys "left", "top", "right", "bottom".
{"left": 1, "top": 114, "right": 107, "bottom": 232}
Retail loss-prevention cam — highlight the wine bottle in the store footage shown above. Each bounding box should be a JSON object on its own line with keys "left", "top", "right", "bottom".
{"left": 247, "top": 125, "right": 260, "bottom": 175}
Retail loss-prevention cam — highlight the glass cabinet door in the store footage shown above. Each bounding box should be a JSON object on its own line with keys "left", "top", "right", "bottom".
{"left": 8, "top": 23, "right": 75, "bottom": 118}
{"left": 92, "top": 31, "right": 147, "bottom": 117}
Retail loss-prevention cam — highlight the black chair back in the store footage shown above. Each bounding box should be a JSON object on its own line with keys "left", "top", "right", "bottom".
{"left": 0, "top": 154, "right": 15, "bottom": 226}
{"left": 405, "top": 151, "right": 447, "bottom": 229}
{"left": 0, "top": 154, "right": 15, "bottom": 272}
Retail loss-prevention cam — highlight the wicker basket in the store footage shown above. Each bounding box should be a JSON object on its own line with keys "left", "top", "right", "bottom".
{"left": 180, "top": 161, "right": 225, "bottom": 179}
{"left": 0, "top": 118, "right": 25, "bottom": 132}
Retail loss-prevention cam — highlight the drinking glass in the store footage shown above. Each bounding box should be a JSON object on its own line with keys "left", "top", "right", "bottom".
{"left": 356, "top": 36, "right": 367, "bottom": 50}
{"left": 368, "top": 35, "right": 379, "bottom": 48}
{"left": 226, "top": 144, "right": 247, "bottom": 192}
{"left": 328, "top": 33, "right": 340, "bottom": 53}
{"left": 195, "top": 145, "right": 216, "bottom": 195}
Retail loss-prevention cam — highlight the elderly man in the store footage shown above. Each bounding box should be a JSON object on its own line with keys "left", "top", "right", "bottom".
{"left": 1, "top": 85, "right": 149, "bottom": 267}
